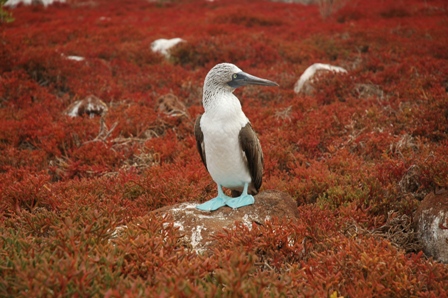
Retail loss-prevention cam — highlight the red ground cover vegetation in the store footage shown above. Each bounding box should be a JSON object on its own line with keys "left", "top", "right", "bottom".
{"left": 1, "top": 0, "right": 448, "bottom": 296}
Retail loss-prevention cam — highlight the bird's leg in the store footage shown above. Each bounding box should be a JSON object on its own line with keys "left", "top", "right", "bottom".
{"left": 225, "top": 182, "right": 255, "bottom": 209}
{"left": 196, "top": 184, "right": 232, "bottom": 211}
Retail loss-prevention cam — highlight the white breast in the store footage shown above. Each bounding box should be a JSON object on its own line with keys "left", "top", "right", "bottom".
{"left": 200, "top": 96, "right": 252, "bottom": 190}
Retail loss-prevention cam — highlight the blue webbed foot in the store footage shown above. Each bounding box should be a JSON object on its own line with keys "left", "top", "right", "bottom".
{"left": 226, "top": 194, "right": 255, "bottom": 209}
{"left": 197, "top": 184, "right": 231, "bottom": 211}
{"left": 196, "top": 196, "right": 228, "bottom": 211}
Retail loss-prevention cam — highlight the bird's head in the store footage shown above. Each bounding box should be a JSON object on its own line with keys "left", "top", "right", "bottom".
{"left": 204, "top": 63, "right": 278, "bottom": 92}
{"left": 202, "top": 63, "right": 278, "bottom": 111}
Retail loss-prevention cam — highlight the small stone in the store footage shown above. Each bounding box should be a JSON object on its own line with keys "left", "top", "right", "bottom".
{"left": 64, "top": 95, "right": 108, "bottom": 118}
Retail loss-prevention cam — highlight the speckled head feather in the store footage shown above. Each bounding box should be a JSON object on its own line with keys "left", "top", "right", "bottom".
{"left": 202, "top": 63, "right": 242, "bottom": 110}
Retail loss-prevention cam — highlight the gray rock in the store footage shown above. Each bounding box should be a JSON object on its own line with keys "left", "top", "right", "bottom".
{"left": 152, "top": 190, "right": 299, "bottom": 253}
{"left": 414, "top": 189, "right": 448, "bottom": 263}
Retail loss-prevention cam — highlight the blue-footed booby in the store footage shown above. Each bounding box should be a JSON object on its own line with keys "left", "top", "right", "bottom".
{"left": 195, "top": 63, "right": 278, "bottom": 211}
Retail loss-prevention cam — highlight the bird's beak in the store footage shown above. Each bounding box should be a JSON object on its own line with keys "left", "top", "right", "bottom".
{"left": 228, "top": 71, "right": 279, "bottom": 88}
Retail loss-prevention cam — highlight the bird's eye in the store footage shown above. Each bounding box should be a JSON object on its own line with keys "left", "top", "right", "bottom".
{"left": 232, "top": 74, "right": 238, "bottom": 79}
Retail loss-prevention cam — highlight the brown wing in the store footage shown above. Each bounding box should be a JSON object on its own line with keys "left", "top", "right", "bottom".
{"left": 239, "top": 123, "right": 263, "bottom": 192}
{"left": 194, "top": 115, "right": 207, "bottom": 169}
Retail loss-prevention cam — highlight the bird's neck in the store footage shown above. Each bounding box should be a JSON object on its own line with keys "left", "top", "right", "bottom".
{"left": 203, "top": 88, "right": 242, "bottom": 117}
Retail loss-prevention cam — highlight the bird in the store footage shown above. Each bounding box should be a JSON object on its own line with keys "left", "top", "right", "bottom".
{"left": 194, "top": 63, "right": 278, "bottom": 211}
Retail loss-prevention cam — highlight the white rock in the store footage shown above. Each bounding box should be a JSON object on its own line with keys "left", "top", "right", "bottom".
{"left": 5, "top": 0, "right": 65, "bottom": 8}
{"left": 66, "top": 55, "right": 85, "bottom": 62}
{"left": 151, "top": 38, "right": 185, "bottom": 57}
{"left": 294, "top": 63, "right": 347, "bottom": 93}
